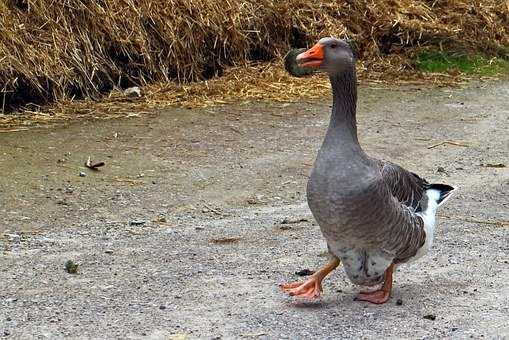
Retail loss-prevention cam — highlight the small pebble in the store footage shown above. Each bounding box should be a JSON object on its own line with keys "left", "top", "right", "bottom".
{"left": 65, "top": 260, "right": 79, "bottom": 274}
{"left": 246, "top": 197, "right": 258, "bottom": 205}
{"left": 124, "top": 86, "right": 141, "bottom": 97}
{"left": 281, "top": 217, "right": 308, "bottom": 225}
{"left": 396, "top": 298, "right": 403, "bottom": 306}
{"left": 129, "top": 220, "right": 146, "bottom": 226}
{"left": 423, "top": 314, "right": 436, "bottom": 321}
{"left": 79, "top": 171, "right": 86, "bottom": 177}
{"left": 104, "top": 250, "right": 114, "bottom": 254}
{"left": 295, "top": 269, "right": 314, "bottom": 276}
{"left": 159, "top": 305, "right": 166, "bottom": 310}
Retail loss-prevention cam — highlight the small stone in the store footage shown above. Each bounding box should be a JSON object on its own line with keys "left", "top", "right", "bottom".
{"left": 124, "top": 86, "right": 141, "bottom": 97}
{"left": 159, "top": 305, "right": 166, "bottom": 310}
{"left": 396, "top": 298, "right": 403, "bottom": 306}
{"left": 4, "top": 330, "right": 10, "bottom": 336}
{"left": 281, "top": 217, "right": 309, "bottom": 225}
{"left": 79, "top": 171, "right": 86, "bottom": 177}
{"left": 65, "top": 260, "right": 78, "bottom": 274}
{"left": 195, "top": 226, "right": 204, "bottom": 231}
{"left": 295, "top": 269, "right": 314, "bottom": 276}
{"left": 437, "top": 166, "right": 446, "bottom": 173}
{"left": 129, "top": 220, "right": 146, "bottom": 226}
{"left": 104, "top": 250, "right": 114, "bottom": 254}
{"left": 423, "top": 314, "right": 436, "bottom": 321}
{"left": 7, "top": 234, "right": 20, "bottom": 243}
{"left": 246, "top": 197, "right": 258, "bottom": 205}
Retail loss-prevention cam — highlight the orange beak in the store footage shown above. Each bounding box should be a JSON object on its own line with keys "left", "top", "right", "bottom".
{"left": 296, "top": 43, "right": 324, "bottom": 68}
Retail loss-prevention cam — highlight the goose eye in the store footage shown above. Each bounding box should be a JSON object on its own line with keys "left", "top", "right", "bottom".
{"left": 330, "top": 43, "right": 337, "bottom": 49}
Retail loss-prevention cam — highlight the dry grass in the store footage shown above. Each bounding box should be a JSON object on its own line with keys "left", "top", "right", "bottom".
{"left": 0, "top": 0, "right": 508, "bottom": 120}
{"left": 0, "top": 60, "right": 472, "bottom": 131}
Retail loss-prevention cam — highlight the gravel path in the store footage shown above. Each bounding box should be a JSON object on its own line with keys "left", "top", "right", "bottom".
{"left": 1, "top": 80, "right": 508, "bottom": 339}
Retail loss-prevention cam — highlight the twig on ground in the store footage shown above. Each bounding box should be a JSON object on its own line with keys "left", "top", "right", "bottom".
{"left": 427, "top": 140, "right": 469, "bottom": 149}
{"left": 204, "top": 204, "right": 223, "bottom": 215}
{"left": 112, "top": 177, "right": 144, "bottom": 185}
{"left": 438, "top": 213, "right": 509, "bottom": 227}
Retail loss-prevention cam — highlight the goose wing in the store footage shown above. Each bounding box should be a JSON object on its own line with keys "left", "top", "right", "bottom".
{"left": 369, "top": 160, "right": 429, "bottom": 263}
{"left": 376, "top": 160, "right": 428, "bottom": 210}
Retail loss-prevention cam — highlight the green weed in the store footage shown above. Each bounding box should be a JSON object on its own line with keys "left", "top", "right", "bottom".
{"left": 416, "top": 52, "right": 509, "bottom": 76}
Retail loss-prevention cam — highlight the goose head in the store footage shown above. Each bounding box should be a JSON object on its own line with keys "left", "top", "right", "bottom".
{"left": 296, "top": 37, "right": 355, "bottom": 75}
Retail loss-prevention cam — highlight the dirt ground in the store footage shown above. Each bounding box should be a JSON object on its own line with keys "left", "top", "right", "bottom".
{"left": 0, "top": 80, "right": 508, "bottom": 339}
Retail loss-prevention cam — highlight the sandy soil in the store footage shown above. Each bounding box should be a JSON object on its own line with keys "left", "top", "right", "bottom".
{"left": 0, "top": 80, "right": 508, "bottom": 339}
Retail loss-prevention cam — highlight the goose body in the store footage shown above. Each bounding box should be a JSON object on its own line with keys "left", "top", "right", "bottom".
{"left": 281, "top": 37, "right": 455, "bottom": 304}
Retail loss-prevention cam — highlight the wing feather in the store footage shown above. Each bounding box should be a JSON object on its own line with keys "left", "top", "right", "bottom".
{"left": 373, "top": 160, "right": 429, "bottom": 263}
{"left": 376, "top": 160, "right": 428, "bottom": 210}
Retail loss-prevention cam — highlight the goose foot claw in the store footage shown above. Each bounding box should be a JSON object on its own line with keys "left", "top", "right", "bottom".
{"left": 280, "top": 277, "right": 322, "bottom": 299}
{"left": 355, "top": 290, "right": 390, "bottom": 304}
{"left": 280, "top": 257, "right": 340, "bottom": 299}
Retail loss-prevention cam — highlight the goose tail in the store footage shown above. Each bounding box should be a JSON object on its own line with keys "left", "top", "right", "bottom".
{"left": 425, "top": 183, "right": 457, "bottom": 208}
{"left": 417, "top": 184, "right": 456, "bottom": 227}
{"left": 410, "top": 184, "right": 456, "bottom": 263}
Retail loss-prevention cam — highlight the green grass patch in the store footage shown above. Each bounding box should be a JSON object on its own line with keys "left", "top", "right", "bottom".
{"left": 416, "top": 52, "right": 509, "bottom": 76}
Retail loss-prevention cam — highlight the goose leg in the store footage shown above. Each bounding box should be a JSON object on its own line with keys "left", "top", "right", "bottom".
{"left": 355, "top": 263, "right": 394, "bottom": 304}
{"left": 280, "top": 256, "right": 340, "bottom": 299}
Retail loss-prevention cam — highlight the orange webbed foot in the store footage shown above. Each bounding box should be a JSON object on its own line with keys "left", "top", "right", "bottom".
{"left": 280, "top": 257, "right": 340, "bottom": 299}
{"left": 280, "top": 276, "right": 322, "bottom": 299}
{"left": 355, "top": 290, "right": 391, "bottom": 304}
{"left": 355, "top": 263, "right": 394, "bottom": 304}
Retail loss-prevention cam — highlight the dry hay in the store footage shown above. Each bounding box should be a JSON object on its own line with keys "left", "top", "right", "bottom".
{"left": 0, "top": 59, "right": 471, "bottom": 131}
{"left": 0, "top": 0, "right": 508, "bottom": 116}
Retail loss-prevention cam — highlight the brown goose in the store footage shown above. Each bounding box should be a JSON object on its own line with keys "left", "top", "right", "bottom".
{"left": 280, "top": 37, "right": 456, "bottom": 304}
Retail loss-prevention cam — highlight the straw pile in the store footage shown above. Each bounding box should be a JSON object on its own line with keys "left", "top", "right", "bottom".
{"left": 1, "top": 0, "right": 508, "bottom": 113}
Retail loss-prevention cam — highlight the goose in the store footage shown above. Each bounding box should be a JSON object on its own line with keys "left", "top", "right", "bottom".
{"left": 280, "top": 37, "right": 456, "bottom": 304}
